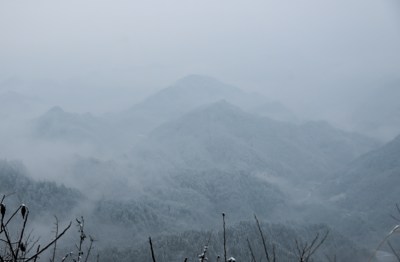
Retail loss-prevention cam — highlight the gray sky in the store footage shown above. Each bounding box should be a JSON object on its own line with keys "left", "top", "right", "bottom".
{"left": 1, "top": 0, "right": 399, "bottom": 113}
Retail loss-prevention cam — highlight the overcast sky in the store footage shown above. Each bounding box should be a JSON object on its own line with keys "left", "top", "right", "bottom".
{"left": 0, "top": 0, "right": 399, "bottom": 113}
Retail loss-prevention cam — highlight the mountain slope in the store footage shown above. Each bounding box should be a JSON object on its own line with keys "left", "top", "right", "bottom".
{"left": 30, "top": 75, "right": 297, "bottom": 151}
{"left": 117, "top": 75, "right": 296, "bottom": 134}
{"left": 119, "top": 100, "right": 381, "bottom": 237}
{"left": 321, "top": 133, "right": 400, "bottom": 246}
{"left": 328, "top": 134, "right": 400, "bottom": 212}
{"left": 32, "top": 106, "right": 110, "bottom": 144}
{"left": 131, "top": 101, "right": 379, "bottom": 181}
{"left": 0, "top": 159, "right": 81, "bottom": 217}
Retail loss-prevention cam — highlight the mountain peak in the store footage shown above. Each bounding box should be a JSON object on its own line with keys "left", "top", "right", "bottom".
{"left": 127, "top": 75, "right": 244, "bottom": 118}
{"left": 48, "top": 106, "right": 64, "bottom": 114}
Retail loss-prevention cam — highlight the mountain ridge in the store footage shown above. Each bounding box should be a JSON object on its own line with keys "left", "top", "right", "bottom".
{"left": 131, "top": 100, "right": 379, "bottom": 182}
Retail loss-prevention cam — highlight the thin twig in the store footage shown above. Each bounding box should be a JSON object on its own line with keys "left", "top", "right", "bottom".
{"left": 272, "top": 244, "right": 276, "bottom": 262}
{"left": 0, "top": 195, "right": 5, "bottom": 204}
{"left": 25, "top": 222, "right": 72, "bottom": 262}
{"left": 0, "top": 206, "right": 22, "bottom": 234}
{"left": 33, "top": 245, "right": 40, "bottom": 262}
{"left": 307, "top": 230, "right": 329, "bottom": 259}
{"left": 223, "top": 213, "right": 227, "bottom": 262}
{"left": 247, "top": 238, "right": 257, "bottom": 262}
{"left": 149, "top": 237, "right": 157, "bottom": 262}
{"left": 77, "top": 217, "right": 86, "bottom": 262}
{"left": 15, "top": 209, "right": 30, "bottom": 259}
{"left": 84, "top": 236, "right": 94, "bottom": 262}
{"left": 2, "top": 206, "right": 22, "bottom": 232}
{"left": 51, "top": 216, "right": 59, "bottom": 262}
{"left": 25, "top": 235, "right": 40, "bottom": 254}
{"left": 388, "top": 241, "right": 400, "bottom": 262}
{"left": 254, "top": 214, "right": 270, "bottom": 262}
{"left": 2, "top": 223, "right": 17, "bottom": 260}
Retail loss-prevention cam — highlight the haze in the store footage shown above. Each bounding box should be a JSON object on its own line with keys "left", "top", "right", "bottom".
{"left": 1, "top": 1, "right": 400, "bottom": 261}
{"left": 1, "top": 0, "right": 399, "bottom": 115}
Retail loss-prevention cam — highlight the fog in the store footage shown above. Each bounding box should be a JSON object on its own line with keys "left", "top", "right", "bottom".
{"left": 1, "top": 0, "right": 399, "bottom": 113}
{"left": 1, "top": 1, "right": 400, "bottom": 261}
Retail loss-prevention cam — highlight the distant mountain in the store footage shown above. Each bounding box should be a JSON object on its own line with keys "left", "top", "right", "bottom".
{"left": 131, "top": 101, "right": 379, "bottom": 181}
{"left": 116, "top": 75, "right": 296, "bottom": 135}
{"left": 316, "top": 132, "right": 400, "bottom": 248}
{"left": 31, "top": 76, "right": 297, "bottom": 150}
{"left": 327, "top": 134, "right": 400, "bottom": 218}
{"left": 115, "top": 100, "right": 381, "bottom": 237}
{"left": 128, "top": 74, "right": 269, "bottom": 116}
{"left": 28, "top": 99, "right": 381, "bottom": 243}
{"left": 57, "top": 154, "right": 286, "bottom": 244}
{"left": 89, "top": 169, "right": 285, "bottom": 243}
{"left": 32, "top": 106, "right": 111, "bottom": 144}
{"left": 0, "top": 159, "right": 81, "bottom": 217}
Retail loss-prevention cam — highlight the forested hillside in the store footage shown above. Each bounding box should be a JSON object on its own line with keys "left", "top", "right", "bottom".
{"left": 0, "top": 76, "right": 397, "bottom": 262}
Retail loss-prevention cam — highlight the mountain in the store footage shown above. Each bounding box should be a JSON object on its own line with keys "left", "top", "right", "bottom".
{"left": 327, "top": 134, "right": 400, "bottom": 216}
{"left": 0, "top": 159, "right": 81, "bottom": 217}
{"left": 26, "top": 98, "right": 382, "bottom": 245}
{"left": 130, "top": 101, "right": 379, "bottom": 182}
{"left": 317, "top": 133, "right": 400, "bottom": 248}
{"left": 32, "top": 106, "right": 111, "bottom": 145}
{"left": 30, "top": 76, "right": 297, "bottom": 151}
{"left": 89, "top": 169, "right": 286, "bottom": 244}
{"left": 116, "top": 75, "right": 296, "bottom": 135}
{"left": 114, "top": 100, "right": 381, "bottom": 236}
{"left": 127, "top": 74, "right": 269, "bottom": 117}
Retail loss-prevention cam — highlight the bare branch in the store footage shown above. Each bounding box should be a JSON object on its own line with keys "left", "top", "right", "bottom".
{"left": 50, "top": 216, "right": 59, "bottom": 262}
{"left": 254, "top": 214, "right": 270, "bottom": 262}
{"left": 247, "top": 238, "right": 257, "bottom": 262}
{"left": 387, "top": 241, "right": 400, "bottom": 262}
{"left": 15, "top": 209, "right": 30, "bottom": 259}
{"left": 25, "top": 222, "right": 72, "bottom": 262}
{"left": 83, "top": 236, "right": 95, "bottom": 262}
{"left": 223, "top": 213, "right": 227, "bottom": 262}
{"left": 149, "top": 237, "right": 157, "bottom": 262}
